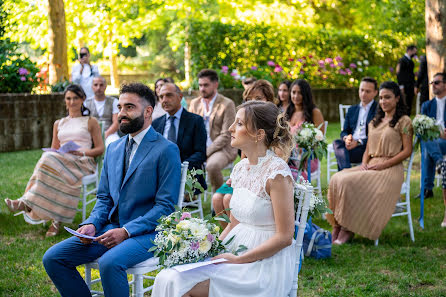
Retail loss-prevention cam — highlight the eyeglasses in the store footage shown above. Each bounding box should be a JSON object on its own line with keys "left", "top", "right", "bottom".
{"left": 430, "top": 80, "right": 445, "bottom": 85}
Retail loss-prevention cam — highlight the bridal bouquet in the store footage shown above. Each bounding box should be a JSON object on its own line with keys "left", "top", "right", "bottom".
{"left": 149, "top": 210, "right": 230, "bottom": 268}
{"left": 412, "top": 114, "right": 442, "bottom": 141}
{"left": 294, "top": 177, "right": 331, "bottom": 219}
{"left": 293, "top": 122, "right": 328, "bottom": 170}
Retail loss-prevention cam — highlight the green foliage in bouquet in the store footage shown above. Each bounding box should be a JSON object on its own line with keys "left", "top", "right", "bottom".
{"left": 184, "top": 168, "right": 205, "bottom": 198}
{"left": 294, "top": 122, "right": 328, "bottom": 171}
{"left": 294, "top": 177, "right": 332, "bottom": 220}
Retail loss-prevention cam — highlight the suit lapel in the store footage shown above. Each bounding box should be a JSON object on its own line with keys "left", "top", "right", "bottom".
{"left": 121, "top": 127, "right": 158, "bottom": 189}
{"left": 351, "top": 105, "right": 359, "bottom": 129}
{"left": 159, "top": 115, "right": 167, "bottom": 135}
{"left": 114, "top": 136, "right": 128, "bottom": 194}
{"left": 177, "top": 110, "right": 187, "bottom": 148}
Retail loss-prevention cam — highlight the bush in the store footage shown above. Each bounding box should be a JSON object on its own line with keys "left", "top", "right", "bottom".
{"left": 0, "top": 39, "right": 42, "bottom": 93}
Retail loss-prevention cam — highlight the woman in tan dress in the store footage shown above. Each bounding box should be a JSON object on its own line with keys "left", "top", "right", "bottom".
{"left": 4, "top": 84, "right": 104, "bottom": 237}
{"left": 328, "top": 81, "right": 413, "bottom": 244}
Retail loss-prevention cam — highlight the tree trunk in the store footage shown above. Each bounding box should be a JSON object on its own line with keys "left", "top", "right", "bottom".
{"left": 47, "top": 0, "right": 68, "bottom": 84}
{"left": 109, "top": 52, "right": 120, "bottom": 88}
{"left": 426, "top": 0, "right": 446, "bottom": 97}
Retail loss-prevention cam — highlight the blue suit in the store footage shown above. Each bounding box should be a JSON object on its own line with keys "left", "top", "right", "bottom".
{"left": 333, "top": 101, "right": 378, "bottom": 170}
{"left": 43, "top": 127, "right": 181, "bottom": 297}
{"left": 421, "top": 99, "right": 446, "bottom": 190}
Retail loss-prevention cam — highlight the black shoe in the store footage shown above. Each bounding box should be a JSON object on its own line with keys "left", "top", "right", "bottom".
{"left": 415, "top": 189, "right": 434, "bottom": 199}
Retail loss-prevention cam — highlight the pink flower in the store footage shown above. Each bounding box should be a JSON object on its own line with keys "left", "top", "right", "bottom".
{"left": 230, "top": 72, "right": 237, "bottom": 76}
{"left": 190, "top": 241, "right": 200, "bottom": 250}
{"left": 221, "top": 66, "right": 229, "bottom": 74}
{"left": 297, "top": 59, "right": 303, "bottom": 63}
{"left": 251, "top": 66, "right": 258, "bottom": 70}
{"left": 325, "top": 58, "right": 333, "bottom": 63}
{"left": 20, "top": 76, "right": 26, "bottom": 81}
{"left": 346, "top": 68, "right": 352, "bottom": 75}
{"left": 267, "top": 61, "right": 276, "bottom": 67}
{"left": 349, "top": 63, "right": 357, "bottom": 69}
{"left": 299, "top": 70, "right": 305, "bottom": 75}
{"left": 308, "top": 54, "right": 313, "bottom": 59}
{"left": 180, "top": 212, "right": 191, "bottom": 220}
{"left": 329, "top": 63, "right": 336, "bottom": 68}
{"left": 207, "top": 233, "right": 215, "bottom": 242}
{"left": 337, "top": 62, "right": 344, "bottom": 67}
{"left": 389, "top": 67, "right": 394, "bottom": 73}
{"left": 18, "top": 68, "right": 29, "bottom": 76}
{"left": 339, "top": 69, "right": 347, "bottom": 75}
{"left": 274, "top": 65, "right": 283, "bottom": 72}
{"left": 335, "top": 56, "right": 343, "bottom": 61}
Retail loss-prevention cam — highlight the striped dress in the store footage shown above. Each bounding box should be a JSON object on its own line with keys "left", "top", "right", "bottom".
{"left": 22, "top": 116, "right": 96, "bottom": 223}
{"left": 327, "top": 116, "right": 413, "bottom": 240}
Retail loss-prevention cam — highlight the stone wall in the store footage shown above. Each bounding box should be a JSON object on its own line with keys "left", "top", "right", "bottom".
{"left": 0, "top": 88, "right": 359, "bottom": 152}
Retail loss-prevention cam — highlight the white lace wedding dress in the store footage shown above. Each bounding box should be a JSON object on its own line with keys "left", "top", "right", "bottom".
{"left": 152, "top": 150, "right": 296, "bottom": 297}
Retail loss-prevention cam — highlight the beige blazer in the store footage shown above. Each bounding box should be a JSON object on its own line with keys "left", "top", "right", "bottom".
{"left": 189, "top": 94, "right": 238, "bottom": 159}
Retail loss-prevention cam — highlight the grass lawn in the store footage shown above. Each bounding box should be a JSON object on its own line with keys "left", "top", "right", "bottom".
{"left": 0, "top": 123, "right": 445, "bottom": 296}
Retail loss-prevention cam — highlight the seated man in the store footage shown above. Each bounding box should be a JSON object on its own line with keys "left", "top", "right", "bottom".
{"left": 333, "top": 77, "right": 378, "bottom": 170}
{"left": 84, "top": 76, "right": 120, "bottom": 146}
{"left": 189, "top": 69, "right": 238, "bottom": 192}
{"left": 420, "top": 72, "right": 446, "bottom": 198}
{"left": 42, "top": 83, "right": 181, "bottom": 297}
{"left": 153, "top": 83, "right": 207, "bottom": 189}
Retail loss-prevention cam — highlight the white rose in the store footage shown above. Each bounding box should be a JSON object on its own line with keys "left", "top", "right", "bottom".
{"left": 315, "top": 129, "right": 324, "bottom": 141}
{"left": 300, "top": 128, "right": 313, "bottom": 138}
{"left": 176, "top": 220, "right": 191, "bottom": 231}
{"left": 199, "top": 239, "right": 212, "bottom": 253}
{"left": 189, "top": 222, "right": 208, "bottom": 239}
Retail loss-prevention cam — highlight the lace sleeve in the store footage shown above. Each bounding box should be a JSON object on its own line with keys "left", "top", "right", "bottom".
{"left": 229, "top": 159, "right": 246, "bottom": 188}
{"left": 263, "top": 157, "right": 293, "bottom": 186}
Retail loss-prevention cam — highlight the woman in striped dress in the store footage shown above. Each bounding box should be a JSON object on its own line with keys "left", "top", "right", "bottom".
{"left": 4, "top": 84, "right": 104, "bottom": 237}
{"left": 327, "top": 81, "right": 413, "bottom": 244}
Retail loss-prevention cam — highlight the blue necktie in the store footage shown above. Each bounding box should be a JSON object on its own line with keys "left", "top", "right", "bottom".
{"left": 124, "top": 138, "right": 135, "bottom": 176}
{"left": 168, "top": 116, "right": 177, "bottom": 143}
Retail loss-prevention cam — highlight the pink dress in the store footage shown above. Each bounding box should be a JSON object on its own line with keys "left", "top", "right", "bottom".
{"left": 289, "top": 120, "right": 319, "bottom": 180}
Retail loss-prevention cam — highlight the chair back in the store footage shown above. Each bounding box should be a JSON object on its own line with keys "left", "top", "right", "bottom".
{"left": 400, "top": 139, "right": 416, "bottom": 195}
{"left": 177, "top": 161, "right": 189, "bottom": 207}
{"left": 289, "top": 183, "right": 313, "bottom": 296}
{"left": 339, "top": 104, "right": 351, "bottom": 128}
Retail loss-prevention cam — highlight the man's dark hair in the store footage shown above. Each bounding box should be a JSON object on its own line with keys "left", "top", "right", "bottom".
{"left": 361, "top": 77, "right": 378, "bottom": 90}
{"left": 165, "top": 77, "right": 175, "bottom": 83}
{"left": 434, "top": 72, "right": 446, "bottom": 81}
{"left": 406, "top": 45, "right": 417, "bottom": 51}
{"left": 120, "top": 83, "right": 155, "bottom": 108}
{"left": 197, "top": 69, "right": 219, "bottom": 82}
{"left": 80, "top": 47, "right": 90, "bottom": 53}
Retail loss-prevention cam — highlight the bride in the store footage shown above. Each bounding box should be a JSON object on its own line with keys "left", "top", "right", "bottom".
{"left": 152, "top": 101, "right": 296, "bottom": 297}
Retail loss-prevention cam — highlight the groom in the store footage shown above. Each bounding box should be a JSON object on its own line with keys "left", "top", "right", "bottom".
{"left": 43, "top": 83, "right": 181, "bottom": 297}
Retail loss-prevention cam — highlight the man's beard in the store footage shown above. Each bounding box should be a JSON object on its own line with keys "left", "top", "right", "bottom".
{"left": 119, "top": 112, "right": 145, "bottom": 134}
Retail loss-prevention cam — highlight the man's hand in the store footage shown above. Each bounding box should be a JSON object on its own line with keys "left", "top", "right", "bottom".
{"left": 345, "top": 139, "right": 359, "bottom": 150}
{"left": 95, "top": 228, "right": 129, "bottom": 249}
{"left": 77, "top": 224, "right": 96, "bottom": 245}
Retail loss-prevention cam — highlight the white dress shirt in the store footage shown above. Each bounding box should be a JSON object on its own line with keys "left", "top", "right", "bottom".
{"left": 436, "top": 95, "right": 446, "bottom": 129}
{"left": 163, "top": 107, "right": 183, "bottom": 141}
{"left": 202, "top": 93, "right": 218, "bottom": 147}
{"left": 127, "top": 125, "right": 152, "bottom": 166}
{"left": 71, "top": 63, "right": 100, "bottom": 99}
{"left": 352, "top": 100, "right": 374, "bottom": 140}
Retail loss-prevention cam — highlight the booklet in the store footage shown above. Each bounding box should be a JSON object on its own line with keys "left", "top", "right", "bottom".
{"left": 43, "top": 141, "right": 81, "bottom": 154}
{"left": 64, "top": 226, "right": 97, "bottom": 240}
{"left": 173, "top": 258, "right": 228, "bottom": 273}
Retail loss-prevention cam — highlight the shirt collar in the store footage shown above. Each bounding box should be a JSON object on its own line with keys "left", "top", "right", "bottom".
{"left": 169, "top": 106, "right": 183, "bottom": 120}
{"left": 404, "top": 53, "right": 411, "bottom": 60}
{"left": 359, "top": 100, "right": 374, "bottom": 110}
{"left": 436, "top": 95, "right": 446, "bottom": 101}
{"left": 202, "top": 92, "right": 218, "bottom": 106}
{"left": 129, "top": 125, "right": 152, "bottom": 146}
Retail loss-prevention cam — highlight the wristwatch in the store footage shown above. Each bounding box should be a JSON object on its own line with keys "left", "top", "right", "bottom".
{"left": 357, "top": 139, "right": 363, "bottom": 146}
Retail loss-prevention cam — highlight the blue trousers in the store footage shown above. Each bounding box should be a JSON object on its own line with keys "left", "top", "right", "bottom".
{"left": 43, "top": 224, "right": 153, "bottom": 297}
{"left": 422, "top": 138, "right": 446, "bottom": 190}
{"left": 333, "top": 139, "right": 366, "bottom": 171}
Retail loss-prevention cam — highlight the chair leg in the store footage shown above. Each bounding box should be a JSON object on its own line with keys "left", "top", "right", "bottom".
{"left": 406, "top": 194, "right": 415, "bottom": 242}
{"left": 327, "top": 154, "right": 331, "bottom": 184}
{"left": 134, "top": 274, "right": 144, "bottom": 297}
{"left": 85, "top": 264, "right": 92, "bottom": 289}
{"left": 82, "top": 184, "right": 87, "bottom": 222}
{"left": 374, "top": 239, "right": 379, "bottom": 246}
{"left": 198, "top": 195, "right": 204, "bottom": 219}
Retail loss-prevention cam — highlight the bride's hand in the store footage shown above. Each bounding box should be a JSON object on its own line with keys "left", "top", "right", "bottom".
{"left": 212, "top": 253, "right": 241, "bottom": 264}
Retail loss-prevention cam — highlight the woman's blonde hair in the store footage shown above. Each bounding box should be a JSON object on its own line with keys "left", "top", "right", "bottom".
{"left": 238, "top": 101, "right": 294, "bottom": 160}
{"left": 242, "top": 79, "right": 278, "bottom": 104}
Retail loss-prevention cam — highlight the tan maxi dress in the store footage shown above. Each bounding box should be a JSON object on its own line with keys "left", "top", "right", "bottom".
{"left": 21, "top": 116, "right": 97, "bottom": 224}
{"left": 327, "top": 115, "right": 413, "bottom": 240}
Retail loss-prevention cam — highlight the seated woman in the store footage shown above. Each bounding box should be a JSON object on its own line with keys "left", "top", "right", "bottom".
{"left": 286, "top": 79, "right": 325, "bottom": 179}
{"left": 212, "top": 79, "right": 277, "bottom": 228}
{"left": 277, "top": 80, "right": 291, "bottom": 112}
{"left": 327, "top": 81, "right": 413, "bottom": 244}
{"left": 4, "top": 84, "right": 105, "bottom": 237}
{"left": 153, "top": 101, "right": 295, "bottom": 297}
